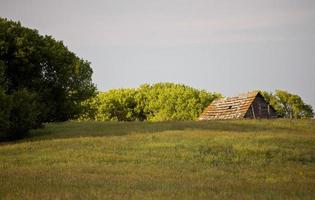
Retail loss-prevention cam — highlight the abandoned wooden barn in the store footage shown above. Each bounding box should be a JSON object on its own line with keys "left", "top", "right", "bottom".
{"left": 199, "top": 91, "right": 278, "bottom": 120}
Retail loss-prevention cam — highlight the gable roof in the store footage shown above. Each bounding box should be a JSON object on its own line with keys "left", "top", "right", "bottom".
{"left": 199, "top": 91, "right": 260, "bottom": 120}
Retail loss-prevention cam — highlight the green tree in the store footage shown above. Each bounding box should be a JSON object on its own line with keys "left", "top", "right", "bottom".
{"left": 95, "top": 89, "right": 145, "bottom": 121}
{"left": 140, "top": 83, "right": 219, "bottom": 121}
{"left": 261, "top": 90, "right": 313, "bottom": 119}
{"left": 80, "top": 83, "right": 220, "bottom": 121}
{"left": 0, "top": 18, "right": 96, "bottom": 138}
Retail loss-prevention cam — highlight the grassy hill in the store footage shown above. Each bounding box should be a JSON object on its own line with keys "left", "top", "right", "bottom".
{"left": 1, "top": 120, "right": 315, "bottom": 199}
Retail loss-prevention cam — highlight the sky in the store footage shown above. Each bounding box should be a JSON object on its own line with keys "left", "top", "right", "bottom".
{"left": 1, "top": 0, "right": 315, "bottom": 107}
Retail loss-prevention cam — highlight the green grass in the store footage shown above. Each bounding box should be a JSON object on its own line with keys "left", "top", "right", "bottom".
{"left": 1, "top": 119, "right": 315, "bottom": 199}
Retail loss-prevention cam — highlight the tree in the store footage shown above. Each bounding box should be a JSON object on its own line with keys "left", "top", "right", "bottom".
{"left": 260, "top": 90, "right": 313, "bottom": 119}
{"left": 0, "top": 18, "right": 96, "bottom": 139}
{"left": 80, "top": 83, "right": 220, "bottom": 121}
{"left": 139, "top": 83, "right": 220, "bottom": 121}
{"left": 96, "top": 89, "right": 144, "bottom": 121}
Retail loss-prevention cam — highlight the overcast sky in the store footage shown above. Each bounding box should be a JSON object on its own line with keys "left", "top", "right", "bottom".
{"left": 1, "top": 0, "right": 315, "bottom": 107}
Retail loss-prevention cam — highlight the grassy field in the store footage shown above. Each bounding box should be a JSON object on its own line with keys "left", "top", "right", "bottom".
{"left": 1, "top": 120, "right": 315, "bottom": 200}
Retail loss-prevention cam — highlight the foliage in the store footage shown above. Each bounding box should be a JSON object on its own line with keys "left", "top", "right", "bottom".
{"left": 1, "top": 120, "right": 315, "bottom": 199}
{"left": 260, "top": 90, "right": 314, "bottom": 118}
{"left": 80, "top": 83, "right": 220, "bottom": 121}
{"left": 0, "top": 17, "right": 96, "bottom": 138}
{"left": 0, "top": 88, "right": 11, "bottom": 134}
{"left": 97, "top": 89, "right": 145, "bottom": 121}
{"left": 0, "top": 59, "right": 11, "bottom": 137}
{"left": 0, "top": 88, "right": 41, "bottom": 140}
{"left": 139, "top": 83, "right": 220, "bottom": 121}
{"left": 82, "top": 87, "right": 314, "bottom": 122}
{"left": 7, "top": 89, "right": 41, "bottom": 139}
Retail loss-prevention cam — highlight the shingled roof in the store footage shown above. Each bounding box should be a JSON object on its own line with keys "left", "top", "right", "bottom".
{"left": 199, "top": 91, "right": 271, "bottom": 120}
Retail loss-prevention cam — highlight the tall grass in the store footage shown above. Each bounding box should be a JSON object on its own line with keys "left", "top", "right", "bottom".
{"left": 0, "top": 119, "right": 315, "bottom": 199}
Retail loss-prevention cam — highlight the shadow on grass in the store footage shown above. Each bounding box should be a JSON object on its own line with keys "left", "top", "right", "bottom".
{"left": 17, "top": 119, "right": 312, "bottom": 143}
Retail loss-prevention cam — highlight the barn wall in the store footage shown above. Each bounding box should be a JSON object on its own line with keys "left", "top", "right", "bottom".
{"left": 244, "top": 95, "right": 277, "bottom": 119}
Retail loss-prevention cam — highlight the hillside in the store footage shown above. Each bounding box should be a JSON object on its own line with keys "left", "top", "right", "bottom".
{"left": 1, "top": 120, "right": 315, "bottom": 199}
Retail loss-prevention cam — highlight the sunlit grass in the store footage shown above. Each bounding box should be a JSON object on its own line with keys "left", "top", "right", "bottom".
{"left": 0, "top": 119, "right": 315, "bottom": 199}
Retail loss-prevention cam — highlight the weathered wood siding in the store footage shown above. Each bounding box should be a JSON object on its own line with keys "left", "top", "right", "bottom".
{"left": 244, "top": 94, "right": 278, "bottom": 119}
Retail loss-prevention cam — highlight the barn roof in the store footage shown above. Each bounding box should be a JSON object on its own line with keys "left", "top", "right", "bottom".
{"left": 199, "top": 91, "right": 260, "bottom": 120}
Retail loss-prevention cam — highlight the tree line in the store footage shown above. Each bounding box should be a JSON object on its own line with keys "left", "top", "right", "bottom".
{"left": 78, "top": 86, "right": 314, "bottom": 122}
{"left": 79, "top": 83, "right": 220, "bottom": 122}
{"left": 0, "top": 18, "right": 313, "bottom": 140}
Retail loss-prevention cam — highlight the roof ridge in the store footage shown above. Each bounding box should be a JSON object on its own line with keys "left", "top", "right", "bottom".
{"left": 239, "top": 92, "right": 259, "bottom": 118}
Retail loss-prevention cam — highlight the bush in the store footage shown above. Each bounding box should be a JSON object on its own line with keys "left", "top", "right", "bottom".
{"left": 0, "top": 89, "right": 11, "bottom": 136}
{"left": 0, "top": 89, "right": 41, "bottom": 140}
{"left": 8, "top": 89, "right": 41, "bottom": 138}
